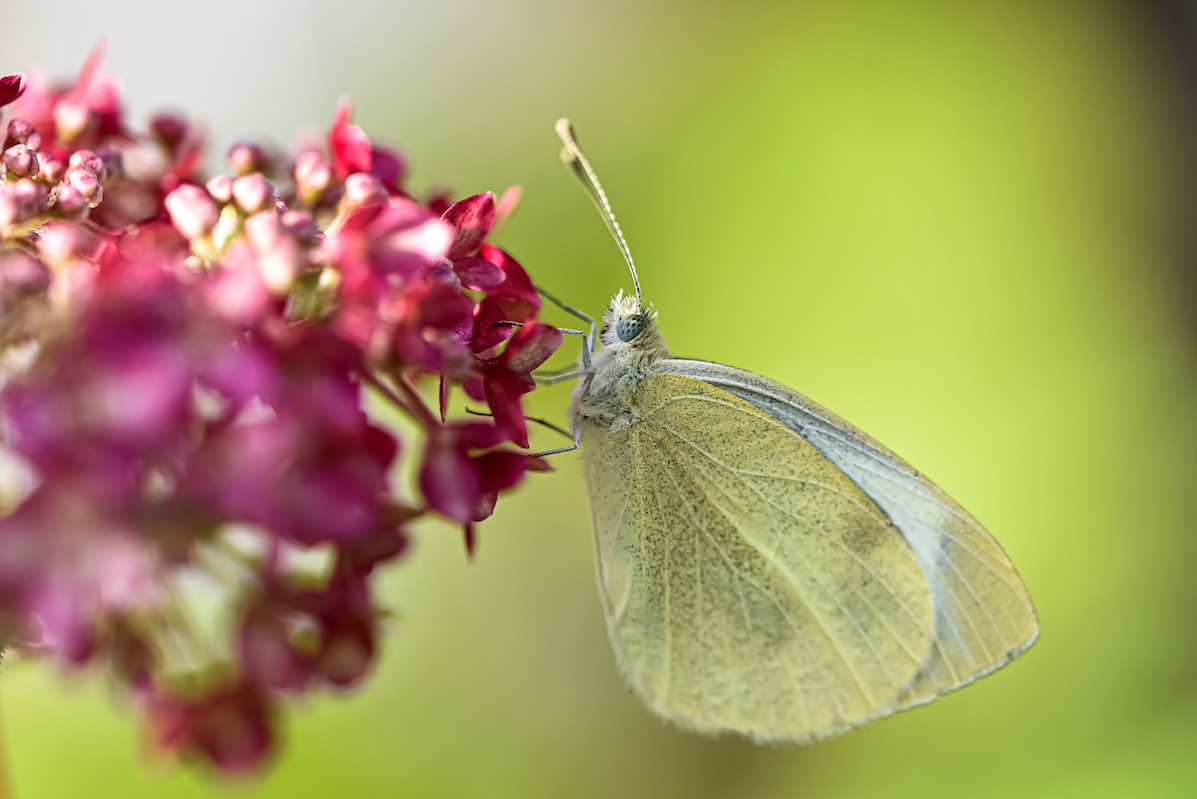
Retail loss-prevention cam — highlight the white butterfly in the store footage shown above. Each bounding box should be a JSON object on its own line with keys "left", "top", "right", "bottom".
{"left": 544, "top": 119, "right": 1037, "bottom": 742}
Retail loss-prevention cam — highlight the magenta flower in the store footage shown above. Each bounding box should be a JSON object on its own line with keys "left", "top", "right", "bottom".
{"left": 0, "top": 52, "right": 559, "bottom": 774}
{"left": 0, "top": 74, "right": 26, "bottom": 108}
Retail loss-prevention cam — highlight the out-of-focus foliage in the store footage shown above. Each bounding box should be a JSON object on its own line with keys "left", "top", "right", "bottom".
{"left": 1, "top": 0, "right": 1195, "bottom": 796}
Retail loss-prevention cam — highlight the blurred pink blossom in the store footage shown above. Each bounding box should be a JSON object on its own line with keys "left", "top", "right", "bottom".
{"left": 0, "top": 51, "right": 558, "bottom": 774}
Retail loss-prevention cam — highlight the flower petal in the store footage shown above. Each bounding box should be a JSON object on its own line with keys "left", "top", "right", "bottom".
{"left": 370, "top": 146, "right": 406, "bottom": 190}
{"left": 329, "top": 97, "right": 372, "bottom": 179}
{"left": 479, "top": 244, "right": 540, "bottom": 319}
{"left": 442, "top": 192, "right": 495, "bottom": 259}
{"left": 482, "top": 369, "right": 533, "bottom": 448}
{"left": 452, "top": 256, "right": 505, "bottom": 290}
{"left": 0, "top": 73, "right": 26, "bottom": 107}
{"left": 418, "top": 434, "right": 479, "bottom": 524}
{"left": 501, "top": 322, "right": 563, "bottom": 376}
{"left": 470, "top": 297, "right": 517, "bottom": 353}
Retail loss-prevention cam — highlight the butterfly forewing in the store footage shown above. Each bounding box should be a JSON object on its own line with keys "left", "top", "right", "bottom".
{"left": 583, "top": 373, "right": 936, "bottom": 741}
{"left": 660, "top": 359, "right": 1040, "bottom": 709}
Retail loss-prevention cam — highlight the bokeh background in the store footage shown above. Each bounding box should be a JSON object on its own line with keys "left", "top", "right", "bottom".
{"left": 3, "top": 0, "right": 1197, "bottom": 796}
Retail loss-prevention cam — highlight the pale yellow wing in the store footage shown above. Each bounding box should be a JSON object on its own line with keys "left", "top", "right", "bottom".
{"left": 582, "top": 373, "right": 935, "bottom": 741}
{"left": 660, "top": 359, "right": 1039, "bottom": 710}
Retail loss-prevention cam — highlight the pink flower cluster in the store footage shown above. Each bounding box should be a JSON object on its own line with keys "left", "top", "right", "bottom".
{"left": 0, "top": 53, "right": 558, "bottom": 773}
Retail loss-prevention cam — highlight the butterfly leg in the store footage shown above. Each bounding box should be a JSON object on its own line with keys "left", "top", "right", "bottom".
{"left": 528, "top": 415, "right": 581, "bottom": 458}
{"left": 491, "top": 319, "right": 594, "bottom": 375}
{"left": 536, "top": 284, "right": 597, "bottom": 354}
{"left": 465, "top": 407, "right": 577, "bottom": 455}
{"left": 536, "top": 327, "right": 593, "bottom": 377}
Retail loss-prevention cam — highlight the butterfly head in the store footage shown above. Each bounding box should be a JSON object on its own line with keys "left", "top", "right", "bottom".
{"left": 601, "top": 289, "right": 659, "bottom": 350}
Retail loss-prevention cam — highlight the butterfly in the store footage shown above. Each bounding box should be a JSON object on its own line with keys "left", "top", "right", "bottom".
{"left": 543, "top": 119, "right": 1038, "bottom": 743}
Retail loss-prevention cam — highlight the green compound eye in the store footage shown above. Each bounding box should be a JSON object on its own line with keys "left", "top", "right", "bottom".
{"left": 616, "top": 314, "right": 647, "bottom": 342}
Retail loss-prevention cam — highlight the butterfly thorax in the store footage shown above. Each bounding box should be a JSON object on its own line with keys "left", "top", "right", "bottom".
{"left": 569, "top": 291, "right": 670, "bottom": 432}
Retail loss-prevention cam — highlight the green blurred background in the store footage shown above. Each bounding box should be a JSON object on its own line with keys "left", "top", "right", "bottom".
{"left": 3, "top": 0, "right": 1197, "bottom": 796}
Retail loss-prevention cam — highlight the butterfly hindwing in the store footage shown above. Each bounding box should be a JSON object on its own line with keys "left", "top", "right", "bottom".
{"left": 582, "top": 372, "right": 936, "bottom": 741}
{"left": 660, "top": 359, "right": 1040, "bottom": 710}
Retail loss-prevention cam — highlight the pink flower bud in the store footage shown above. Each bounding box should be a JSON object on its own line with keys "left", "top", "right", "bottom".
{"left": 54, "top": 184, "right": 90, "bottom": 221}
{"left": 149, "top": 113, "right": 187, "bottom": 150}
{"left": 280, "top": 209, "right": 317, "bottom": 242}
{"left": 4, "top": 118, "right": 41, "bottom": 151}
{"left": 232, "top": 173, "right": 274, "bottom": 214}
{"left": 2, "top": 144, "right": 39, "bottom": 178}
{"left": 228, "top": 141, "right": 268, "bottom": 176}
{"left": 205, "top": 174, "right": 233, "bottom": 204}
{"left": 243, "top": 208, "right": 282, "bottom": 248}
{"left": 245, "top": 211, "right": 300, "bottom": 292}
{"left": 68, "top": 149, "right": 105, "bottom": 176}
{"left": 164, "top": 184, "right": 219, "bottom": 240}
{"left": 1, "top": 179, "right": 49, "bottom": 230}
{"left": 55, "top": 100, "right": 91, "bottom": 144}
{"left": 342, "top": 172, "right": 385, "bottom": 211}
{"left": 146, "top": 682, "right": 274, "bottom": 774}
{"left": 65, "top": 168, "right": 102, "bottom": 206}
{"left": 37, "top": 151, "right": 64, "bottom": 184}
{"left": 315, "top": 623, "right": 374, "bottom": 687}
{"left": 240, "top": 605, "right": 310, "bottom": 691}
{"left": 36, "top": 220, "right": 86, "bottom": 266}
{"left": 294, "top": 150, "right": 332, "bottom": 203}
{"left": 0, "top": 73, "right": 26, "bottom": 108}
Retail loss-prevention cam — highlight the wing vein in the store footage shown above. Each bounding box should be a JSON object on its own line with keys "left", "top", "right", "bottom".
{"left": 657, "top": 435, "right": 897, "bottom": 703}
{"left": 656, "top": 454, "right": 880, "bottom": 707}
{"left": 655, "top": 417, "right": 929, "bottom": 659}
{"left": 828, "top": 455, "right": 1028, "bottom": 599}
{"left": 675, "top": 385, "right": 1027, "bottom": 609}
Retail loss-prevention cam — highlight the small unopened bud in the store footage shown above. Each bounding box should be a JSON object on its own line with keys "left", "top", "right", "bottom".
{"left": 54, "top": 184, "right": 90, "bottom": 220}
{"left": 4, "top": 118, "right": 41, "bottom": 151}
{"left": 165, "top": 184, "right": 220, "bottom": 240}
{"left": 246, "top": 211, "right": 301, "bottom": 293}
{"left": 54, "top": 100, "right": 90, "bottom": 144}
{"left": 0, "top": 74, "right": 27, "bottom": 109}
{"left": 13, "top": 179, "right": 48, "bottom": 214}
{"left": 3, "top": 144, "right": 39, "bottom": 178}
{"left": 0, "top": 180, "right": 49, "bottom": 231}
{"left": 65, "top": 168, "right": 103, "bottom": 206}
{"left": 281, "top": 209, "right": 317, "bottom": 242}
{"left": 37, "top": 152, "right": 64, "bottom": 184}
{"left": 36, "top": 219, "right": 86, "bottom": 267}
{"left": 244, "top": 209, "right": 282, "bottom": 248}
{"left": 150, "top": 113, "right": 187, "bottom": 151}
{"left": 205, "top": 174, "right": 233, "bottom": 204}
{"left": 342, "top": 173, "right": 385, "bottom": 211}
{"left": 68, "top": 149, "right": 105, "bottom": 177}
{"left": 294, "top": 150, "right": 332, "bottom": 203}
{"left": 232, "top": 173, "right": 274, "bottom": 214}
{"left": 228, "top": 142, "right": 269, "bottom": 176}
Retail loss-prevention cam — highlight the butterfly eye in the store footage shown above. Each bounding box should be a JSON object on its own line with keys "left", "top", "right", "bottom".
{"left": 616, "top": 314, "right": 647, "bottom": 342}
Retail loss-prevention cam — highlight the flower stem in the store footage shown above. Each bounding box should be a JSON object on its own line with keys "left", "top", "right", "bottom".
{"left": 358, "top": 369, "right": 436, "bottom": 427}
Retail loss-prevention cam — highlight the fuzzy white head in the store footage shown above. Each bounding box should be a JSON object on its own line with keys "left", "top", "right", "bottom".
{"left": 599, "top": 289, "right": 659, "bottom": 351}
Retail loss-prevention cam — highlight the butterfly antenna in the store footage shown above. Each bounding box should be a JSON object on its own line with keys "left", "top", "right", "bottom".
{"left": 555, "top": 118, "right": 642, "bottom": 308}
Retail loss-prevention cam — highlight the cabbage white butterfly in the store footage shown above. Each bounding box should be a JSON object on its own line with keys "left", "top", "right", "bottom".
{"left": 549, "top": 119, "right": 1037, "bottom": 743}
